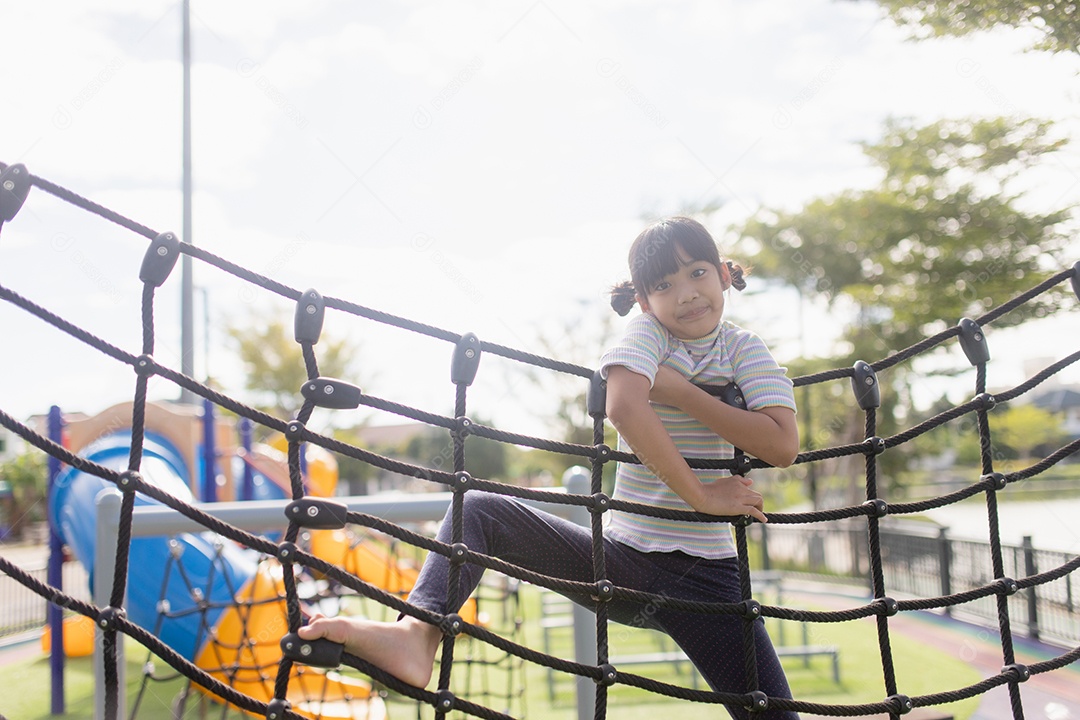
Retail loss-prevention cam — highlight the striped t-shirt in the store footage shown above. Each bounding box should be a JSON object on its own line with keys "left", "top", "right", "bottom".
{"left": 598, "top": 313, "right": 796, "bottom": 560}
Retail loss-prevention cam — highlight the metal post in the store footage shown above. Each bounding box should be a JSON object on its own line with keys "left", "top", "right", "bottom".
{"left": 47, "top": 405, "right": 65, "bottom": 714}
{"left": 179, "top": 0, "right": 195, "bottom": 404}
{"left": 938, "top": 527, "right": 952, "bottom": 618}
{"left": 563, "top": 467, "right": 595, "bottom": 720}
{"left": 94, "top": 489, "right": 125, "bottom": 720}
{"left": 201, "top": 398, "right": 217, "bottom": 502}
{"left": 1022, "top": 536, "right": 1039, "bottom": 640}
{"left": 239, "top": 417, "right": 254, "bottom": 501}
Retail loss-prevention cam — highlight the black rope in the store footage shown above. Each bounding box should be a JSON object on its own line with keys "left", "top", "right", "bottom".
{"left": 1, "top": 165, "right": 1079, "bottom": 720}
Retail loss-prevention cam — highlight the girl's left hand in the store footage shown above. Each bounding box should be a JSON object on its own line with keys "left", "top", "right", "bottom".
{"left": 650, "top": 365, "right": 691, "bottom": 407}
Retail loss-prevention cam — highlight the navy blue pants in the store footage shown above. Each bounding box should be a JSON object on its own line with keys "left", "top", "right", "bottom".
{"left": 408, "top": 492, "right": 799, "bottom": 719}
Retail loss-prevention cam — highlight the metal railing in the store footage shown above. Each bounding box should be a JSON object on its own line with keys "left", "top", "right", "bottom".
{"left": 0, "top": 557, "right": 90, "bottom": 639}
{"left": 757, "top": 521, "right": 1080, "bottom": 647}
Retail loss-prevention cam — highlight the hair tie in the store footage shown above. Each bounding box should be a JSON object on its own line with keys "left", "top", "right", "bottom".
{"left": 726, "top": 261, "right": 746, "bottom": 291}
{"left": 610, "top": 282, "right": 637, "bottom": 316}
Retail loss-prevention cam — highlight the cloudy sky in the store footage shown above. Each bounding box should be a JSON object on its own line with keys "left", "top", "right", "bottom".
{"left": 2, "top": 1, "right": 1080, "bottom": 437}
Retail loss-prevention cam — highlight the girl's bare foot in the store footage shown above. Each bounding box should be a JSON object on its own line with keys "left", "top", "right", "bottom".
{"left": 298, "top": 613, "right": 442, "bottom": 688}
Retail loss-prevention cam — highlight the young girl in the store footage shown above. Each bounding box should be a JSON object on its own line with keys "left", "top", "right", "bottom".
{"left": 301, "top": 216, "right": 800, "bottom": 718}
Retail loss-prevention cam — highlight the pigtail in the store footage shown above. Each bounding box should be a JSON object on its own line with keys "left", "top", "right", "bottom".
{"left": 610, "top": 281, "right": 638, "bottom": 316}
{"left": 726, "top": 260, "right": 748, "bottom": 291}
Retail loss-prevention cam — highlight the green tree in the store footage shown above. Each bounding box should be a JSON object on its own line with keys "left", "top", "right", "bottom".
{"left": 400, "top": 422, "right": 510, "bottom": 483}
{"left": 1, "top": 451, "right": 47, "bottom": 540}
{"left": 737, "top": 116, "right": 1071, "bottom": 356}
{"left": 734, "top": 116, "right": 1073, "bottom": 490}
{"left": 867, "top": 0, "right": 1080, "bottom": 54}
{"left": 224, "top": 307, "right": 361, "bottom": 422}
{"left": 992, "top": 403, "right": 1067, "bottom": 459}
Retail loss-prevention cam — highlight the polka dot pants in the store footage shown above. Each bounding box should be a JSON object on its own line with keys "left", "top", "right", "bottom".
{"left": 407, "top": 491, "right": 800, "bottom": 719}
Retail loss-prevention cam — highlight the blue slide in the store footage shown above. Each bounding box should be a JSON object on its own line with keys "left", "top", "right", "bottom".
{"left": 49, "top": 431, "right": 257, "bottom": 661}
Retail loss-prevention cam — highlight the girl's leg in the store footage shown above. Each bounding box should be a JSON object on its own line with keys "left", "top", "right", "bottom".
{"left": 302, "top": 491, "right": 607, "bottom": 687}
{"left": 648, "top": 555, "right": 799, "bottom": 720}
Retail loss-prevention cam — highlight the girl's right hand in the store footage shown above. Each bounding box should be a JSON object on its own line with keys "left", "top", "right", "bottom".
{"left": 691, "top": 475, "right": 767, "bottom": 524}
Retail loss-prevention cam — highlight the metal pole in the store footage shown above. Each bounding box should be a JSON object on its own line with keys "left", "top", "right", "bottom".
{"left": 201, "top": 398, "right": 217, "bottom": 502}
{"left": 1022, "top": 536, "right": 1039, "bottom": 640}
{"left": 94, "top": 490, "right": 125, "bottom": 720}
{"left": 47, "top": 405, "right": 65, "bottom": 714}
{"left": 563, "top": 466, "right": 596, "bottom": 720}
{"left": 239, "top": 417, "right": 254, "bottom": 501}
{"left": 179, "top": 0, "right": 195, "bottom": 403}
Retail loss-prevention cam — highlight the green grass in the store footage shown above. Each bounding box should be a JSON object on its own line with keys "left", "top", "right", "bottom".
{"left": 2, "top": 584, "right": 983, "bottom": 720}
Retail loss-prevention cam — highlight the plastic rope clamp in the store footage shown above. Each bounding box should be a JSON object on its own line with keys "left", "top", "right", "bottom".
{"left": 597, "top": 663, "right": 617, "bottom": 686}
{"left": 280, "top": 632, "right": 343, "bottom": 669}
{"left": 300, "top": 377, "right": 362, "bottom": 409}
{"left": 593, "top": 443, "right": 611, "bottom": 461}
{"left": 958, "top": 317, "right": 991, "bottom": 365}
{"left": 266, "top": 698, "right": 291, "bottom": 720}
{"left": 996, "top": 577, "right": 1019, "bottom": 595}
{"left": 703, "top": 381, "right": 747, "bottom": 410}
{"left": 594, "top": 579, "right": 614, "bottom": 602}
{"left": 876, "top": 597, "right": 899, "bottom": 616}
{"left": 435, "top": 689, "right": 455, "bottom": 712}
{"left": 277, "top": 542, "right": 298, "bottom": 563}
{"left": 1002, "top": 663, "right": 1030, "bottom": 682}
{"left": 587, "top": 370, "right": 607, "bottom": 418}
{"left": 734, "top": 453, "right": 753, "bottom": 476}
{"left": 284, "top": 421, "right": 305, "bottom": 442}
{"left": 740, "top": 599, "right": 761, "bottom": 619}
{"left": 851, "top": 361, "right": 880, "bottom": 410}
{"left": 885, "top": 694, "right": 913, "bottom": 714}
{"left": 139, "top": 232, "right": 181, "bottom": 287}
{"left": 863, "top": 498, "right": 888, "bottom": 518}
{"left": 134, "top": 355, "right": 156, "bottom": 377}
{"left": 440, "top": 613, "right": 463, "bottom": 635}
{"left": 97, "top": 606, "right": 126, "bottom": 630}
{"left": 590, "top": 492, "right": 610, "bottom": 513}
{"left": 976, "top": 392, "right": 996, "bottom": 411}
{"left": 285, "top": 498, "right": 348, "bottom": 529}
{"left": 450, "top": 332, "right": 481, "bottom": 385}
{"left": 0, "top": 163, "right": 31, "bottom": 223}
{"left": 745, "top": 690, "right": 769, "bottom": 711}
{"left": 450, "top": 543, "right": 468, "bottom": 564}
{"left": 982, "top": 472, "right": 1007, "bottom": 490}
{"left": 294, "top": 289, "right": 325, "bottom": 344}
{"left": 454, "top": 416, "right": 472, "bottom": 437}
{"left": 117, "top": 470, "right": 141, "bottom": 490}
{"left": 864, "top": 436, "right": 886, "bottom": 456}
{"left": 454, "top": 471, "right": 472, "bottom": 491}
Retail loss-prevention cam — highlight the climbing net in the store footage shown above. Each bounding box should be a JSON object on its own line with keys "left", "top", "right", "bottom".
{"left": 1, "top": 160, "right": 1079, "bottom": 720}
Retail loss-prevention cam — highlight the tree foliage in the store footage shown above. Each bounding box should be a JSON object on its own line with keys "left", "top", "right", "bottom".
{"left": 1, "top": 451, "right": 47, "bottom": 539}
{"left": 736, "top": 116, "right": 1071, "bottom": 358}
{"left": 868, "top": 0, "right": 1080, "bottom": 54}
{"left": 224, "top": 308, "right": 360, "bottom": 422}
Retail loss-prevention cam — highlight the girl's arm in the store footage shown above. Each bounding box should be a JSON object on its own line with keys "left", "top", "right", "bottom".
{"left": 605, "top": 365, "right": 768, "bottom": 522}
{"left": 650, "top": 365, "right": 799, "bottom": 467}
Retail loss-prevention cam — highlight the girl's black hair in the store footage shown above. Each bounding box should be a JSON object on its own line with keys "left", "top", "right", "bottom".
{"left": 610, "top": 216, "right": 746, "bottom": 316}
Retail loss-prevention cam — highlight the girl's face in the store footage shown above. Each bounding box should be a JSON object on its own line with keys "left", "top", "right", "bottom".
{"left": 637, "top": 248, "right": 728, "bottom": 340}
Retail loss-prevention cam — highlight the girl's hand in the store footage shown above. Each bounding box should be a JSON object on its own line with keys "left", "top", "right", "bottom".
{"left": 649, "top": 365, "right": 691, "bottom": 407}
{"left": 690, "top": 475, "right": 767, "bottom": 524}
